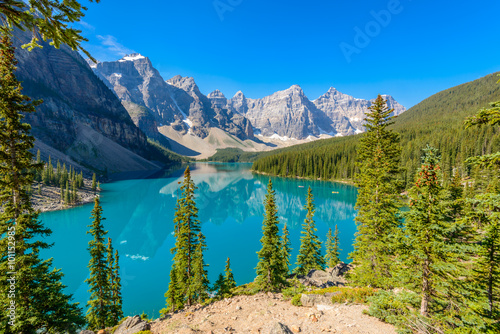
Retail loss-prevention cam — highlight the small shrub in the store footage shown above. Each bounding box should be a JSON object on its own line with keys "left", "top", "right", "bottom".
{"left": 330, "top": 286, "right": 378, "bottom": 304}
{"left": 291, "top": 294, "right": 302, "bottom": 306}
{"left": 282, "top": 279, "right": 306, "bottom": 301}
{"left": 366, "top": 290, "right": 420, "bottom": 334}
{"left": 232, "top": 282, "right": 260, "bottom": 296}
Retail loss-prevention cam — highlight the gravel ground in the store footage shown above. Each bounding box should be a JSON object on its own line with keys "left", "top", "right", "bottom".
{"left": 150, "top": 293, "right": 396, "bottom": 334}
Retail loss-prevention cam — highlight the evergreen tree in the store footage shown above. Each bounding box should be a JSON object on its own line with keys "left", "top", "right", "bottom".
{"left": 295, "top": 187, "right": 324, "bottom": 275}
{"left": 111, "top": 249, "right": 123, "bottom": 323}
{"left": 190, "top": 232, "right": 209, "bottom": 303}
{"left": 60, "top": 182, "right": 65, "bottom": 203}
{"left": 65, "top": 180, "right": 70, "bottom": 204}
{"left": 212, "top": 273, "right": 227, "bottom": 299}
{"left": 224, "top": 257, "right": 236, "bottom": 291}
{"left": 0, "top": 29, "right": 84, "bottom": 333}
{"left": 105, "top": 238, "right": 123, "bottom": 326}
{"left": 462, "top": 191, "right": 500, "bottom": 330}
{"left": 86, "top": 197, "right": 111, "bottom": 330}
{"left": 349, "top": 95, "right": 402, "bottom": 288}
{"left": 92, "top": 173, "right": 97, "bottom": 192}
{"left": 402, "top": 146, "right": 454, "bottom": 316}
{"left": 165, "top": 166, "right": 206, "bottom": 310}
{"left": 281, "top": 223, "right": 292, "bottom": 275}
{"left": 255, "top": 179, "right": 286, "bottom": 291}
{"left": 105, "top": 238, "right": 115, "bottom": 327}
{"left": 325, "top": 225, "right": 341, "bottom": 268}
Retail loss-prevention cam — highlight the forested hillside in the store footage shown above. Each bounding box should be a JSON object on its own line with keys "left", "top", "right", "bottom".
{"left": 252, "top": 72, "right": 500, "bottom": 186}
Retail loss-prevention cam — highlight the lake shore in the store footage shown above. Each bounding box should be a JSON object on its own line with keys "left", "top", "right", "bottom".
{"left": 31, "top": 178, "right": 98, "bottom": 213}
{"left": 251, "top": 169, "right": 356, "bottom": 186}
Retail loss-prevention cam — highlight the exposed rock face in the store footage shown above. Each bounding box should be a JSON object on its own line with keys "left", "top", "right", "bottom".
{"left": 92, "top": 54, "right": 181, "bottom": 125}
{"left": 91, "top": 57, "right": 255, "bottom": 141}
{"left": 167, "top": 76, "right": 254, "bottom": 140}
{"left": 295, "top": 262, "right": 353, "bottom": 288}
{"left": 91, "top": 54, "right": 405, "bottom": 145}
{"left": 230, "top": 85, "right": 340, "bottom": 139}
{"left": 13, "top": 29, "right": 157, "bottom": 172}
{"left": 313, "top": 87, "right": 406, "bottom": 133}
{"left": 113, "top": 315, "right": 149, "bottom": 334}
{"left": 300, "top": 293, "right": 337, "bottom": 307}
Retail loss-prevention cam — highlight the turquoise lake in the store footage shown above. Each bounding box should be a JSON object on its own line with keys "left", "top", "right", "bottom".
{"left": 39, "top": 163, "right": 358, "bottom": 317}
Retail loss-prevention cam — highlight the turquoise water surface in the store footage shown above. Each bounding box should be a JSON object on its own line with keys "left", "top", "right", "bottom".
{"left": 39, "top": 163, "right": 357, "bottom": 317}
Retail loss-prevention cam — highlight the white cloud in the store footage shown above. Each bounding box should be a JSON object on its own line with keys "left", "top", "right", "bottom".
{"left": 96, "top": 35, "right": 134, "bottom": 58}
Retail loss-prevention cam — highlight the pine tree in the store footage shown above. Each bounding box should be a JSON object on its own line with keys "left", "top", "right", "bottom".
{"left": 190, "top": 232, "right": 209, "bottom": 303}
{"left": 165, "top": 166, "right": 207, "bottom": 311}
{"left": 86, "top": 197, "right": 111, "bottom": 330}
{"left": 325, "top": 225, "right": 341, "bottom": 268}
{"left": 402, "top": 146, "right": 454, "bottom": 316}
{"left": 105, "top": 238, "right": 115, "bottom": 327}
{"left": 0, "top": 28, "right": 84, "bottom": 333}
{"left": 212, "top": 273, "right": 227, "bottom": 299}
{"left": 281, "top": 223, "right": 292, "bottom": 275}
{"left": 65, "top": 180, "right": 70, "bottom": 204}
{"left": 462, "top": 186, "right": 500, "bottom": 330}
{"left": 111, "top": 249, "right": 123, "bottom": 323}
{"left": 92, "top": 173, "right": 97, "bottom": 192}
{"left": 224, "top": 257, "right": 236, "bottom": 291}
{"left": 255, "top": 179, "right": 286, "bottom": 291}
{"left": 295, "top": 187, "right": 324, "bottom": 275}
{"left": 105, "top": 238, "right": 123, "bottom": 326}
{"left": 349, "top": 95, "right": 402, "bottom": 288}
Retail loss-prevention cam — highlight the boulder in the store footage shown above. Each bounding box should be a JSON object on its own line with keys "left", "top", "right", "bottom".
{"left": 269, "top": 322, "right": 293, "bottom": 334}
{"left": 295, "top": 262, "right": 353, "bottom": 288}
{"left": 300, "top": 293, "right": 338, "bottom": 307}
{"left": 79, "top": 331, "right": 95, "bottom": 334}
{"left": 113, "top": 315, "right": 149, "bottom": 334}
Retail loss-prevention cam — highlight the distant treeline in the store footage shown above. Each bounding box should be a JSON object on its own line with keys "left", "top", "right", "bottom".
{"left": 252, "top": 72, "right": 500, "bottom": 188}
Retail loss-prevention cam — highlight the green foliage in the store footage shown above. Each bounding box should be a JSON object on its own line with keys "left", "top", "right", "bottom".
{"left": 280, "top": 223, "right": 292, "bottom": 275}
{"left": 367, "top": 290, "right": 421, "bottom": 334}
{"left": 401, "top": 146, "right": 460, "bottom": 316}
{"left": 165, "top": 167, "right": 208, "bottom": 312}
{"left": 282, "top": 278, "right": 306, "bottom": 306}
{"left": 329, "top": 287, "right": 378, "bottom": 304}
{"left": 232, "top": 282, "right": 260, "bottom": 296}
{"left": 0, "top": 0, "right": 100, "bottom": 60}
{"left": 205, "top": 148, "right": 264, "bottom": 162}
{"left": 0, "top": 30, "right": 85, "bottom": 333}
{"left": 349, "top": 95, "right": 402, "bottom": 289}
{"left": 146, "top": 139, "right": 189, "bottom": 164}
{"left": 324, "top": 225, "right": 341, "bottom": 268}
{"left": 294, "top": 187, "right": 324, "bottom": 275}
{"left": 255, "top": 179, "right": 287, "bottom": 292}
{"left": 86, "top": 197, "right": 110, "bottom": 330}
{"left": 252, "top": 72, "right": 500, "bottom": 186}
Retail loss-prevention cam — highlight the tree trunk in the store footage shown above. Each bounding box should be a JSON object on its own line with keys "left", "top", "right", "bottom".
{"left": 420, "top": 256, "right": 430, "bottom": 316}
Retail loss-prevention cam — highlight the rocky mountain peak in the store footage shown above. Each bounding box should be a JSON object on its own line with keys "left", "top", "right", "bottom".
{"left": 233, "top": 90, "right": 245, "bottom": 99}
{"left": 167, "top": 75, "right": 199, "bottom": 93}
{"left": 208, "top": 89, "right": 226, "bottom": 99}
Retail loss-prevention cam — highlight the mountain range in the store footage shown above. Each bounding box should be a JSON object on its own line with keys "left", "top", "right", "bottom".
{"left": 13, "top": 26, "right": 406, "bottom": 169}
{"left": 89, "top": 54, "right": 406, "bottom": 157}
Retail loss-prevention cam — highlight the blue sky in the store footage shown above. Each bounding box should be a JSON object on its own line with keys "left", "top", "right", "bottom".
{"left": 78, "top": 0, "right": 500, "bottom": 108}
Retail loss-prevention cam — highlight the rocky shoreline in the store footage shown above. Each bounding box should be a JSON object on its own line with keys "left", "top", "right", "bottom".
{"left": 31, "top": 178, "right": 98, "bottom": 213}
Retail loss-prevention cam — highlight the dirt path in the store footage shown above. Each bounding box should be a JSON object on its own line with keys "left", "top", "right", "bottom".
{"left": 150, "top": 293, "right": 396, "bottom": 334}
